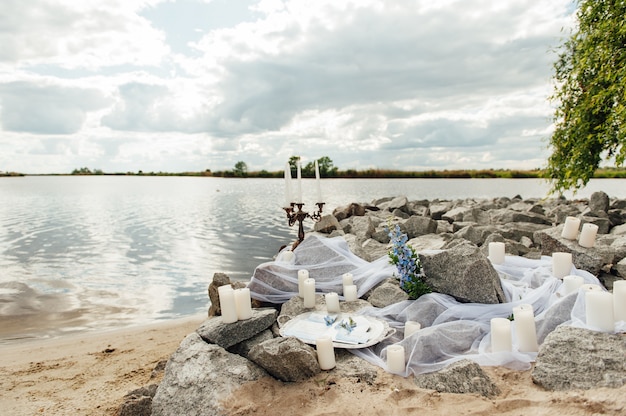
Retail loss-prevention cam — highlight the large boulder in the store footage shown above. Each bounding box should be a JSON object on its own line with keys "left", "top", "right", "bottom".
{"left": 401, "top": 215, "right": 438, "bottom": 238}
{"left": 589, "top": 191, "right": 610, "bottom": 213}
{"left": 196, "top": 308, "right": 278, "bottom": 349}
{"left": 418, "top": 244, "right": 506, "bottom": 304}
{"left": 151, "top": 333, "right": 268, "bottom": 416}
{"left": 414, "top": 359, "right": 500, "bottom": 398}
{"left": 248, "top": 336, "right": 321, "bottom": 382}
{"left": 532, "top": 326, "right": 626, "bottom": 391}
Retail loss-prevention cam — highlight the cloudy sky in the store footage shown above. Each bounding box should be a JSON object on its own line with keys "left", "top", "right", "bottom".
{"left": 0, "top": 0, "right": 575, "bottom": 174}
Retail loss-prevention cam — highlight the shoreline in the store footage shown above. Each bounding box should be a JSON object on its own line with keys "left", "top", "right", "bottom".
{"left": 0, "top": 314, "right": 206, "bottom": 416}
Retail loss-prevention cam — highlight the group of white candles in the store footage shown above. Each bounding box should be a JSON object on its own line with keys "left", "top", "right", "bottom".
{"left": 490, "top": 304, "right": 539, "bottom": 353}
{"left": 284, "top": 159, "right": 323, "bottom": 208}
{"left": 385, "top": 320, "right": 422, "bottom": 374}
{"left": 218, "top": 285, "right": 253, "bottom": 324}
{"left": 298, "top": 271, "right": 358, "bottom": 310}
{"left": 561, "top": 216, "right": 599, "bottom": 248}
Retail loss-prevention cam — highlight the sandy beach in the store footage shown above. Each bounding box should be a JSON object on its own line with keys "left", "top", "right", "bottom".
{"left": 1, "top": 315, "right": 624, "bottom": 416}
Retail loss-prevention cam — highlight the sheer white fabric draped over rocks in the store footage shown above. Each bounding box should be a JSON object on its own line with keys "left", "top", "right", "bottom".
{"left": 248, "top": 235, "right": 618, "bottom": 376}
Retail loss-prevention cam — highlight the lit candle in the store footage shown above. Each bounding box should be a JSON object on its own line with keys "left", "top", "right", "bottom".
{"left": 218, "top": 285, "right": 238, "bottom": 324}
{"left": 316, "top": 335, "right": 336, "bottom": 370}
{"left": 386, "top": 345, "right": 405, "bottom": 374}
{"left": 404, "top": 321, "right": 421, "bottom": 339}
{"left": 585, "top": 290, "right": 614, "bottom": 332}
{"left": 234, "top": 288, "right": 253, "bottom": 321}
{"left": 296, "top": 159, "right": 303, "bottom": 204}
{"left": 512, "top": 304, "right": 538, "bottom": 352}
{"left": 344, "top": 284, "right": 358, "bottom": 302}
{"left": 491, "top": 317, "right": 512, "bottom": 353}
{"left": 303, "top": 278, "right": 316, "bottom": 308}
{"left": 298, "top": 269, "right": 309, "bottom": 298}
{"left": 314, "top": 160, "right": 322, "bottom": 203}
{"left": 325, "top": 292, "right": 340, "bottom": 313}
{"left": 488, "top": 242, "right": 505, "bottom": 265}
{"left": 578, "top": 223, "right": 599, "bottom": 248}
{"left": 284, "top": 162, "right": 292, "bottom": 207}
{"left": 613, "top": 280, "right": 626, "bottom": 322}
{"left": 552, "top": 252, "right": 573, "bottom": 279}
{"left": 562, "top": 274, "right": 584, "bottom": 295}
{"left": 561, "top": 216, "right": 581, "bottom": 240}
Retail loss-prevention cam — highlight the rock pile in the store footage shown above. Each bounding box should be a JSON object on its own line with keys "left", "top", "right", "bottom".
{"left": 119, "top": 192, "right": 626, "bottom": 416}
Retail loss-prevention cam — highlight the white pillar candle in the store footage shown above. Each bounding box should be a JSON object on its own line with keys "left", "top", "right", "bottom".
{"left": 491, "top": 317, "right": 512, "bottom": 353}
{"left": 614, "top": 280, "right": 626, "bottom": 322}
{"left": 561, "top": 216, "right": 581, "bottom": 240}
{"left": 386, "top": 345, "right": 405, "bottom": 374}
{"left": 303, "top": 278, "right": 316, "bottom": 308}
{"left": 296, "top": 160, "right": 303, "bottom": 203}
{"left": 218, "top": 285, "right": 238, "bottom": 324}
{"left": 585, "top": 290, "right": 614, "bottom": 332}
{"left": 552, "top": 252, "right": 573, "bottom": 279}
{"left": 325, "top": 292, "right": 341, "bottom": 313}
{"left": 298, "top": 269, "right": 309, "bottom": 298}
{"left": 342, "top": 273, "right": 354, "bottom": 286}
{"left": 314, "top": 160, "right": 322, "bottom": 203}
{"left": 344, "top": 284, "right": 358, "bottom": 302}
{"left": 284, "top": 162, "right": 293, "bottom": 207}
{"left": 488, "top": 242, "right": 505, "bottom": 265}
{"left": 578, "top": 223, "right": 599, "bottom": 248}
{"left": 234, "top": 288, "right": 253, "bottom": 321}
{"left": 512, "top": 304, "right": 538, "bottom": 353}
{"left": 562, "top": 274, "right": 584, "bottom": 295}
{"left": 581, "top": 283, "right": 602, "bottom": 292}
{"left": 316, "top": 335, "right": 336, "bottom": 370}
{"left": 404, "top": 321, "right": 421, "bottom": 339}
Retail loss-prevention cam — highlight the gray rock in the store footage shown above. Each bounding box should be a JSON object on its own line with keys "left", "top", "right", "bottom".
{"left": 349, "top": 216, "right": 376, "bottom": 241}
{"left": 414, "top": 359, "right": 500, "bottom": 398}
{"left": 490, "top": 209, "right": 551, "bottom": 226}
{"left": 501, "top": 222, "right": 551, "bottom": 243}
{"left": 532, "top": 326, "right": 626, "bottom": 391}
{"left": 152, "top": 332, "right": 267, "bottom": 416}
{"left": 419, "top": 244, "right": 506, "bottom": 304}
{"left": 248, "top": 336, "right": 321, "bottom": 382}
{"left": 615, "top": 259, "right": 626, "bottom": 278}
{"left": 314, "top": 214, "right": 342, "bottom": 234}
{"left": 196, "top": 308, "right": 278, "bottom": 349}
{"left": 333, "top": 349, "right": 380, "bottom": 384}
{"left": 392, "top": 208, "right": 410, "bottom": 219}
{"left": 360, "top": 238, "right": 389, "bottom": 261}
{"left": 406, "top": 234, "right": 451, "bottom": 251}
{"left": 442, "top": 206, "right": 470, "bottom": 223}
{"left": 580, "top": 215, "right": 611, "bottom": 234}
{"left": 589, "top": 191, "right": 610, "bottom": 213}
{"left": 454, "top": 224, "right": 500, "bottom": 246}
{"left": 118, "top": 384, "right": 158, "bottom": 416}
{"left": 429, "top": 201, "right": 453, "bottom": 220}
{"left": 534, "top": 226, "right": 614, "bottom": 276}
{"left": 402, "top": 215, "right": 438, "bottom": 238}
{"left": 386, "top": 195, "right": 410, "bottom": 213}
{"left": 367, "top": 280, "right": 410, "bottom": 306}
{"left": 207, "top": 272, "right": 240, "bottom": 316}
{"left": 227, "top": 329, "right": 275, "bottom": 359}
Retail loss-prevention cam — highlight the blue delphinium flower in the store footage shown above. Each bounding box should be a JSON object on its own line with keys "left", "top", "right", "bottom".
{"left": 386, "top": 223, "right": 430, "bottom": 299}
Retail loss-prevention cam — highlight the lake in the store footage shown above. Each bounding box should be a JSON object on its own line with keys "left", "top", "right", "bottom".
{"left": 1, "top": 176, "right": 624, "bottom": 341}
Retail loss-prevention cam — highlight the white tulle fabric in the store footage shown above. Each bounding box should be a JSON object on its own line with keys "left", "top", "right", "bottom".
{"left": 248, "top": 235, "right": 623, "bottom": 376}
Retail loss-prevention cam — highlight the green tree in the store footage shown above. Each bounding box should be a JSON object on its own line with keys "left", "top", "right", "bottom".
{"left": 233, "top": 161, "right": 248, "bottom": 177}
{"left": 545, "top": 0, "right": 626, "bottom": 194}
{"left": 288, "top": 155, "right": 300, "bottom": 177}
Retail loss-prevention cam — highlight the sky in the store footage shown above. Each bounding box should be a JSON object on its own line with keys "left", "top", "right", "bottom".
{"left": 0, "top": 0, "right": 576, "bottom": 174}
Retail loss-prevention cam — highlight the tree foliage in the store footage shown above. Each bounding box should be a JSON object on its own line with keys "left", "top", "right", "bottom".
{"left": 546, "top": 0, "right": 626, "bottom": 194}
{"left": 233, "top": 161, "right": 248, "bottom": 177}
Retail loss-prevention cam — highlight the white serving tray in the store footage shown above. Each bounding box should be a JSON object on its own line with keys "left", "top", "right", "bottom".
{"left": 278, "top": 312, "right": 393, "bottom": 349}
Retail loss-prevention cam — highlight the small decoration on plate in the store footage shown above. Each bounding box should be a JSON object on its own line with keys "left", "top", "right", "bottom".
{"left": 324, "top": 315, "right": 337, "bottom": 326}
{"left": 338, "top": 317, "right": 357, "bottom": 333}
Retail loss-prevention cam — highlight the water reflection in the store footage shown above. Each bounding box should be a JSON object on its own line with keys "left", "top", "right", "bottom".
{"left": 0, "top": 176, "right": 624, "bottom": 341}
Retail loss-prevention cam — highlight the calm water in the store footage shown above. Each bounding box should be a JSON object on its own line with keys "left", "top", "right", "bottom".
{"left": 0, "top": 176, "right": 624, "bottom": 341}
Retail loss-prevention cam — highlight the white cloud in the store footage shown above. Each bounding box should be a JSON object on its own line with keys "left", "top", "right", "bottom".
{"left": 0, "top": 0, "right": 576, "bottom": 174}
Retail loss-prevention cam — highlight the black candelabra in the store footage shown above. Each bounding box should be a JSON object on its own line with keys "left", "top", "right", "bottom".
{"left": 284, "top": 202, "right": 325, "bottom": 249}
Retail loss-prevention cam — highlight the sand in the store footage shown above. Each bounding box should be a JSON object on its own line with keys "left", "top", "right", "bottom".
{"left": 1, "top": 316, "right": 624, "bottom": 416}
